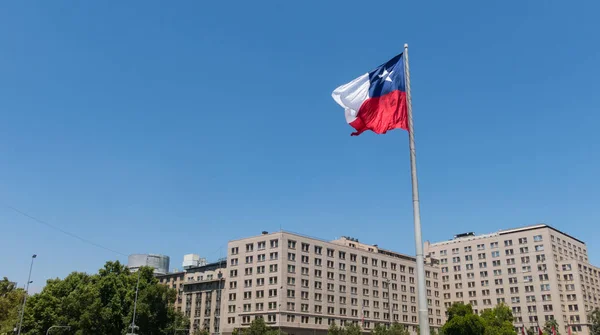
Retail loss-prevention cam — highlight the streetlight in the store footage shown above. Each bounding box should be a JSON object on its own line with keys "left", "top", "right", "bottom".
{"left": 127, "top": 270, "right": 142, "bottom": 335}
{"left": 17, "top": 254, "right": 36, "bottom": 335}
{"left": 46, "top": 325, "right": 71, "bottom": 335}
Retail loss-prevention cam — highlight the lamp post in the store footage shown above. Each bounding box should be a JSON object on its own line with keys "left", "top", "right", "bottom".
{"left": 127, "top": 270, "right": 142, "bottom": 335}
{"left": 46, "top": 325, "right": 71, "bottom": 335}
{"left": 17, "top": 254, "right": 36, "bottom": 335}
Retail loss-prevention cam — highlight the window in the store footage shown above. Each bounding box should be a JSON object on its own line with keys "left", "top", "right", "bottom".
{"left": 491, "top": 251, "right": 500, "bottom": 258}
{"left": 246, "top": 243, "right": 254, "bottom": 252}
{"left": 288, "top": 240, "right": 296, "bottom": 249}
{"left": 477, "top": 244, "right": 485, "bottom": 250}
{"left": 258, "top": 241, "right": 266, "bottom": 250}
{"left": 270, "top": 239, "right": 279, "bottom": 248}
{"left": 314, "top": 246, "right": 322, "bottom": 254}
{"left": 301, "top": 243, "right": 310, "bottom": 252}
{"left": 270, "top": 252, "right": 278, "bottom": 260}
{"left": 490, "top": 242, "right": 499, "bottom": 249}
{"left": 535, "top": 245, "right": 545, "bottom": 252}
{"left": 534, "top": 235, "right": 543, "bottom": 242}
{"left": 288, "top": 253, "right": 296, "bottom": 261}
{"left": 504, "top": 240, "right": 513, "bottom": 247}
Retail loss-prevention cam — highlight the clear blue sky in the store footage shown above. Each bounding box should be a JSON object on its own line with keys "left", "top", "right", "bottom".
{"left": 1, "top": 1, "right": 599, "bottom": 291}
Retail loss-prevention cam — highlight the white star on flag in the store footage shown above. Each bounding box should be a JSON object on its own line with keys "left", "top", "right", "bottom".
{"left": 378, "top": 68, "right": 394, "bottom": 82}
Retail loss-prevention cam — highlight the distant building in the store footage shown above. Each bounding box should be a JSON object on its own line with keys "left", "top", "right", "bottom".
{"left": 425, "top": 224, "right": 600, "bottom": 335}
{"left": 157, "top": 260, "right": 226, "bottom": 334}
{"left": 183, "top": 254, "right": 208, "bottom": 269}
{"left": 221, "top": 231, "right": 444, "bottom": 335}
{"left": 128, "top": 254, "right": 170, "bottom": 275}
{"left": 158, "top": 224, "right": 600, "bottom": 335}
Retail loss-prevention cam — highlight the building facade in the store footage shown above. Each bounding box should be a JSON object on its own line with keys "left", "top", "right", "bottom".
{"left": 158, "top": 260, "right": 227, "bottom": 335}
{"left": 424, "top": 224, "right": 600, "bottom": 335}
{"left": 128, "top": 254, "right": 170, "bottom": 275}
{"left": 221, "top": 231, "right": 444, "bottom": 335}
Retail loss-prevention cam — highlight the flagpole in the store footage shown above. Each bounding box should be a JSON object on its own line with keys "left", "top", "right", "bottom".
{"left": 404, "top": 43, "right": 430, "bottom": 335}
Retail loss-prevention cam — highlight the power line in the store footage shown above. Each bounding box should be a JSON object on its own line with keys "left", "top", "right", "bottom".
{"left": 4, "top": 205, "right": 128, "bottom": 256}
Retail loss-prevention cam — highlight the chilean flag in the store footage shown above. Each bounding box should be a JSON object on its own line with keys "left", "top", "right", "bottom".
{"left": 332, "top": 53, "right": 408, "bottom": 136}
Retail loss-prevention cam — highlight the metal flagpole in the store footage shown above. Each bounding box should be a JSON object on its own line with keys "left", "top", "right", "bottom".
{"left": 403, "top": 43, "right": 430, "bottom": 335}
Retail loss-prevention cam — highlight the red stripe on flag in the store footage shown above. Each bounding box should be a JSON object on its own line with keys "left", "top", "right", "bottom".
{"left": 350, "top": 91, "right": 408, "bottom": 136}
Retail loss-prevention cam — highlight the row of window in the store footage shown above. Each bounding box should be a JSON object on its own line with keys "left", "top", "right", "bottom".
{"left": 232, "top": 240, "right": 423, "bottom": 273}
{"left": 437, "top": 235, "right": 544, "bottom": 256}
{"left": 227, "top": 315, "right": 444, "bottom": 328}
{"left": 231, "top": 301, "right": 437, "bottom": 316}
{"left": 227, "top": 288, "right": 438, "bottom": 303}
{"left": 230, "top": 276, "right": 432, "bottom": 291}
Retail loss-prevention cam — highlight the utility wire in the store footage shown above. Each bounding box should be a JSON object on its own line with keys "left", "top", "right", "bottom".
{"left": 4, "top": 205, "right": 128, "bottom": 256}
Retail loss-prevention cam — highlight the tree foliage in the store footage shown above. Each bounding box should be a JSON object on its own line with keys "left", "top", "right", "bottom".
{"left": 327, "top": 321, "right": 362, "bottom": 335}
{"left": 590, "top": 308, "right": 600, "bottom": 335}
{"left": 441, "top": 303, "right": 516, "bottom": 335}
{"left": 194, "top": 328, "right": 210, "bottom": 335}
{"left": 345, "top": 322, "right": 362, "bottom": 335}
{"left": 237, "top": 317, "right": 283, "bottom": 335}
{"left": 480, "top": 304, "right": 516, "bottom": 335}
{"left": 19, "top": 261, "right": 187, "bottom": 335}
{"left": 372, "top": 323, "right": 409, "bottom": 335}
{"left": 441, "top": 303, "right": 486, "bottom": 335}
{"left": 0, "top": 277, "right": 25, "bottom": 335}
{"left": 542, "top": 319, "right": 560, "bottom": 335}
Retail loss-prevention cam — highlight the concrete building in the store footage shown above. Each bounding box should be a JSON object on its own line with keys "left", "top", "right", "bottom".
{"left": 158, "top": 260, "right": 227, "bottom": 335}
{"left": 128, "top": 254, "right": 170, "bottom": 275}
{"left": 425, "top": 224, "right": 600, "bottom": 335}
{"left": 221, "top": 231, "right": 445, "bottom": 335}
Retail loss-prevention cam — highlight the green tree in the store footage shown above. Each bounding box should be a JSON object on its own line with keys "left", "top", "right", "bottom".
{"left": 329, "top": 322, "right": 345, "bottom": 335}
{"left": 194, "top": 328, "right": 210, "bottom": 335}
{"left": 480, "top": 304, "right": 517, "bottom": 335}
{"left": 372, "top": 323, "right": 388, "bottom": 335}
{"left": 0, "top": 277, "right": 25, "bottom": 335}
{"left": 441, "top": 303, "right": 485, "bottom": 335}
{"left": 543, "top": 319, "right": 560, "bottom": 335}
{"left": 589, "top": 308, "right": 600, "bottom": 335}
{"left": 389, "top": 323, "right": 410, "bottom": 335}
{"left": 19, "top": 261, "right": 187, "bottom": 335}
{"left": 238, "top": 317, "right": 283, "bottom": 335}
{"left": 345, "top": 322, "right": 362, "bottom": 335}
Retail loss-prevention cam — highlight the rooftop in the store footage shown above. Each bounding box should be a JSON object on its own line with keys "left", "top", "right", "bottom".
{"left": 428, "top": 223, "right": 584, "bottom": 247}
{"left": 231, "top": 230, "right": 427, "bottom": 265}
